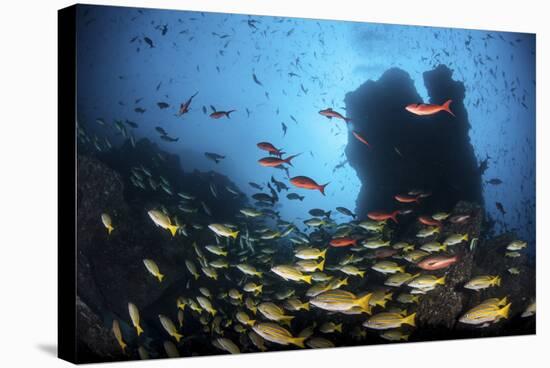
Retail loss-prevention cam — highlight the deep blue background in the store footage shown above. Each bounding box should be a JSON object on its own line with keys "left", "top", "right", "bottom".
{"left": 76, "top": 5, "right": 536, "bottom": 250}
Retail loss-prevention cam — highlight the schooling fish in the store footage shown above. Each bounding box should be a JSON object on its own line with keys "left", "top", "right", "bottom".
{"left": 258, "top": 154, "right": 300, "bottom": 167}
{"left": 395, "top": 194, "right": 420, "bottom": 204}
{"left": 128, "top": 303, "right": 144, "bottom": 336}
{"left": 148, "top": 209, "right": 179, "bottom": 236}
{"left": 417, "top": 254, "right": 458, "bottom": 270}
{"left": 176, "top": 92, "right": 198, "bottom": 116}
{"left": 257, "top": 142, "right": 284, "bottom": 157}
{"left": 205, "top": 152, "right": 225, "bottom": 164}
{"left": 405, "top": 99, "right": 455, "bottom": 117}
{"left": 290, "top": 176, "right": 329, "bottom": 195}
{"left": 329, "top": 237, "right": 357, "bottom": 247}
{"left": 352, "top": 131, "right": 370, "bottom": 147}
{"left": 368, "top": 210, "right": 400, "bottom": 224}
{"left": 319, "top": 108, "right": 351, "bottom": 122}
{"left": 210, "top": 110, "right": 235, "bottom": 119}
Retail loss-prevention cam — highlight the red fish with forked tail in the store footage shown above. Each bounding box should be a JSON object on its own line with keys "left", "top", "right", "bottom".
{"left": 418, "top": 216, "right": 442, "bottom": 227}
{"left": 352, "top": 131, "right": 371, "bottom": 147}
{"left": 257, "top": 142, "right": 284, "bottom": 157}
{"left": 290, "top": 176, "right": 329, "bottom": 195}
{"left": 405, "top": 99, "right": 455, "bottom": 117}
{"left": 367, "top": 210, "right": 400, "bottom": 224}
{"left": 329, "top": 237, "right": 357, "bottom": 247}
{"left": 210, "top": 110, "right": 236, "bottom": 119}
{"left": 258, "top": 154, "right": 300, "bottom": 167}
{"left": 394, "top": 194, "right": 420, "bottom": 204}
{"left": 417, "top": 255, "right": 458, "bottom": 270}
{"left": 177, "top": 92, "right": 198, "bottom": 116}
{"left": 319, "top": 108, "right": 351, "bottom": 123}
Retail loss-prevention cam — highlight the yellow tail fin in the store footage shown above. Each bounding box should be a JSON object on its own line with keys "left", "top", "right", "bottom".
{"left": 230, "top": 230, "right": 239, "bottom": 239}
{"left": 499, "top": 303, "right": 512, "bottom": 319}
{"left": 356, "top": 292, "right": 373, "bottom": 311}
{"left": 359, "top": 270, "right": 366, "bottom": 278}
{"left": 292, "top": 337, "right": 306, "bottom": 348}
{"left": 257, "top": 285, "right": 263, "bottom": 293}
{"left": 136, "top": 325, "right": 144, "bottom": 336}
{"left": 248, "top": 320, "right": 256, "bottom": 326}
{"left": 157, "top": 273, "right": 165, "bottom": 282}
{"left": 320, "top": 249, "right": 328, "bottom": 259}
{"left": 282, "top": 316, "right": 294, "bottom": 327}
{"left": 335, "top": 323, "right": 342, "bottom": 333}
{"left": 341, "top": 277, "right": 349, "bottom": 286}
{"left": 108, "top": 226, "right": 114, "bottom": 235}
{"left": 167, "top": 225, "right": 179, "bottom": 237}
{"left": 441, "top": 244, "right": 447, "bottom": 251}
{"left": 463, "top": 234, "right": 469, "bottom": 242}
{"left": 494, "top": 276, "right": 501, "bottom": 287}
{"left": 318, "top": 258, "right": 326, "bottom": 271}
{"left": 173, "top": 332, "right": 183, "bottom": 343}
{"left": 302, "top": 302, "right": 310, "bottom": 311}
{"left": 302, "top": 275, "right": 312, "bottom": 284}
{"left": 437, "top": 275, "right": 446, "bottom": 285}
{"left": 402, "top": 312, "right": 416, "bottom": 327}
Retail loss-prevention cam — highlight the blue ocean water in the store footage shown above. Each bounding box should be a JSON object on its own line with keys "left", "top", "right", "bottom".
{"left": 76, "top": 5, "right": 535, "bottom": 250}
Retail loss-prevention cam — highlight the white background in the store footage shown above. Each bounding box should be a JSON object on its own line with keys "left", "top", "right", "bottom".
{"left": 0, "top": 0, "right": 547, "bottom": 367}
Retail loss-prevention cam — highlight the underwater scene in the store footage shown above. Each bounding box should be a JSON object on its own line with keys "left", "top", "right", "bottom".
{"left": 73, "top": 4, "right": 536, "bottom": 363}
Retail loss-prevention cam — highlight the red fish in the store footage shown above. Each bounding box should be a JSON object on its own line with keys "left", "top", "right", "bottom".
{"left": 330, "top": 237, "right": 357, "bottom": 247}
{"left": 177, "top": 92, "right": 198, "bottom": 116}
{"left": 367, "top": 210, "right": 400, "bottom": 224}
{"left": 257, "top": 142, "right": 284, "bottom": 157}
{"left": 210, "top": 110, "right": 236, "bottom": 119}
{"left": 405, "top": 99, "right": 455, "bottom": 117}
{"left": 290, "top": 176, "right": 329, "bottom": 195}
{"left": 352, "top": 131, "right": 371, "bottom": 147}
{"left": 417, "top": 255, "right": 458, "bottom": 270}
{"left": 319, "top": 108, "right": 351, "bottom": 123}
{"left": 418, "top": 216, "right": 442, "bottom": 227}
{"left": 258, "top": 154, "right": 300, "bottom": 167}
{"left": 394, "top": 194, "right": 420, "bottom": 204}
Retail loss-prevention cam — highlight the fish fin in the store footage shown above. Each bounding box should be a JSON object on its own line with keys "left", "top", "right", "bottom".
{"left": 499, "top": 303, "right": 512, "bottom": 319}
{"left": 302, "top": 302, "right": 310, "bottom": 311}
{"left": 341, "top": 277, "right": 348, "bottom": 286}
{"left": 442, "top": 99, "right": 455, "bottom": 117}
{"left": 283, "top": 316, "right": 294, "bottom": 327}
{"left": 157, "top": 273, "right": 165, "bottom": 282}
{"left": 495, "top": 276, "right": 501, "bottom": 287}
{"left": 356, "top": 292, "right": 373, "bottom": 312}
{"left": 318, "top": 258, "right": 326, "bottom": 271}
{"left": 248, "top": 320, "right": 256, "bottom": 326}
{"left": 292, "top": 337, "right": 306, "bottom": 348}
{"left": 319, "top": 182, "right": 330, "bottom": 196}
{"left": 222, "top": 251, "right": 228, "bottom": 257}
{"left": 320, "top": 249, "right": 328, "bottom": 259}
{"left": 463, "top": 234, "right": 469, "bottom": 242}
{"left": 336, "top": 323, "right": 343, "bottom": 333}
{"left": 437, "top": 275, "right": 446, "bottom": 285}
{"left": 257, "top": 285, "right": 263, "bottom": 293}
{"left": 167, "top": 225, "right": 179, "bottom": 237}
{"left": 255, "top": 271, "right": 263, "bottom": 277}
{"left": 399, "top": 266, "right": 406, "bottom": 273}
{"left": 441, "top": 244, "right": 448, "bottom": 251}
{"left": 359, "top": 271, "right": 365, "bottom": 278}
{"left": 302, "top": 275, "right": 312, "bottom": 284}
{"left": 403, "top": 313, "right": 416, "bottom": 327}
{"left": 136, "top": 325, "right": 144, "bottom": 336}
{"left": 120, "top": 341, "right": 127, "bottom": 353}
{"left": 230, "top": 230, "right": 239, "bottom": 239}
{"left": 107, "top": 226, "right": 114, "bottom": 235}
{"left": 173, "top": 332, "right": 184, "bottom": 342}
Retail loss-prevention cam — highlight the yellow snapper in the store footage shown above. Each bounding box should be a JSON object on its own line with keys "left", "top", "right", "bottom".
{"left": 205, "top": 245, "right": 228, "bottom": 256}
{"left": 271, "top": 265, "right": 312, "bottom": 284}
{"left": 236, "top": 263, "right": 263, "bottom": 277}
{"left": 284, "top": 298, "right": 310, "bottom": 311}
{"left": 310, "top": 289, "right": 373, "bottom": 313}
{"left": 236, "top": 311, "right": 256, "bottom": 326}
{"left": 101, "top": 213, "right": 114, "bottom": 235}
{"left": 208, "top": 223, "right": 239, "bottom": 239}
{"left": 372, "top": 261, "right": 405, "bottom": 274}
{"left": 111, "top": 319, "right": 127, "bottom": 353}
{"left": 159, "top": 314, "right": 183, "bottom": 342}
{"left": 380, "top": 329, "right": 410, "bottom": 341}
{"left": 384, "top": 273, "right": 420, "bottom": 287}
{"left": 252, "top": 322, "right": 306, "bottom": 348}
{"left": 296, "top": 258, "right": 325, "bottom": 272}
{"left": 258, "top": 302, "right": 294, "bottom": 326}
{"left": 363, "top": 312, "right": 416, "bottom": 330}
{"left": 196, "top": 296, "right": 217, "bottom": 316}
{"left": 128, "top": 302, "right": 144, "bottom": 336}
{"left": 408, "top": 275, "right": 446, "bottom": 289}
{"left": 464, "top": 275, "right": 501, "bottom": 291}
{"left": 416, "top": 226, "right": 440, "bottom": 238}
{"left": 339, "top": 265, "right": 366, "bottom": 277}
{"left": 148, "top": 209, "right": 179, "bottom": 236}
{"left": 443, "top": 233, "right": 469, "bottom": 246}
{"left": 213, "top": 337, "right": 240, "bottom": 354}
{"left": 459, "top": 302, "right": 511, "bottom": 325}
{"left": 507, "top": 240, "right": 527, "bottom": 251}
{"left": 319, "top": 321, "right": 343, "bottom": 333}
{"left": 143, "top": 259, "right": 164, "bottom": 282}
{"left": 294, "top": 247, "right": 327, "bottom": 260}
{"left": 420, "top": 241, "right": 447, "bottom": 253}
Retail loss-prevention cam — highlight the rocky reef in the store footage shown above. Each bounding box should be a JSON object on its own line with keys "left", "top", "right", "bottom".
{"left": 76, "top": 139, "right": 247, "bottom": 362}
{"left": 345, "top": 65, "right": 483, "bottom": 218}
{"left": 344, "top": 65, "right": 535, "bottom": 340}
